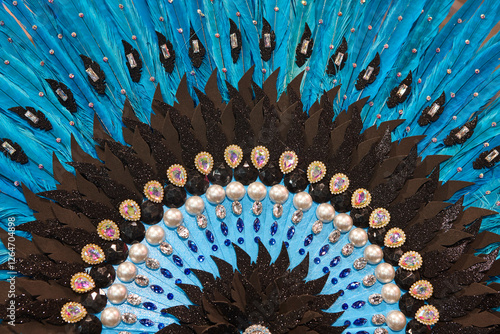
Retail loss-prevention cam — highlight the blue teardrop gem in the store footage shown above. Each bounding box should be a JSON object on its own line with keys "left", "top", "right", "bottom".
{"left": 150, "top": 285, "right": 164, "bottom": 294}
{"left": 330, "top": 256, "right": 340, "bottom": 267}
{"left": 143, "top": 302, "right": 157, "bottom": 310}
{"left": 160, "top": 268, "right": 173, "bottom": 278}
{"left": 319, "top": 245, "right": 329, "bottom": 256}
{"left": 346, "top": 282, "right": 360, "bottom": 290}
{"left": 188, "top": 240, "right": 198, "bottom": 253}
{"left": 253, "top": 218, "right": 261, "bottom": 232}
{"left": 304, "top": 234, "right": 313, "bottom": 246}
{"left": 270, "top": 221, "right": 278, "bottom": 236}
{"left": 220, "top": 222, "right": 228, "bottom": 236}
{"left": 287, "top": 226, "right": 295, "bottom": 240}
{"left": 205, "top": 230, "right": 214, "bottom": 243}
{"left": 236, "top": 218, "right": 244, "bottom": 233}
{"left": 351, "top": 300, "right": 366, "bottom": 309}
{"left": 139, "top": 319, "right": 155, "bottom": 327}
{"left": 353, "top": 318, "right": 367, "bottom": 326}
{"left": 339, "top": 268, "right": 351, "bottom": 278}
{"left": 172, "top": 255, "right": 183, "bottom": 267}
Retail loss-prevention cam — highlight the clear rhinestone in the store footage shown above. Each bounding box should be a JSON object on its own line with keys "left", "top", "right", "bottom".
{"left": 232, "top": 201, "right": 242, "bottom": 215}
{"left": 196, "top": 214, "right": 208, "bottom": 228}
{"left": 159, "top": 242, "right": 173, "bottom": 255}
{"left": 126, "top": 53, "right": 137, "bottom": 68}
{"left": 328, "top": 230, "right": 341, "bottom": 243}
{"left": 216, "top": 204, "right": 226, "bottom": 219}
{"left": 485, "top": 149, "right": 499, "bottom": 162}
{"left": 134, "top": 275, "right": 149, "bottom": 287}
{"left": 369, "top": 293, "right": 384, "bottom": 305}
{"left": 312, "top": 220, "right": 323, "bottom": 234}
{"left": 353, "top": 257, "right": 368, "bottom": 270}
{"left": 372, "top": 314, "right": 386, "bottom": 325}
{"left": 2, "top": 142, "right": 16, "bottom": 155}
{"left": 122, "top": 312, "right": 137, "bottom": 324}
{"left": 374, "top": 328, "right": 388, "bottom": 334}
{"left": 273, "top": 203, "right": 283, "bottom": 218}
{"left": 24, "top": 110, "right": 39, "bottom": 123}
{"left": 145, "top": 258, "right": 160, "bottom": 270}
{"left": 291, "top": 209, "right": 303, "bottom": 224}
{"left": 127, "top": 293, "right": 141, "bottom": 305}
{"left": 341, "top": 243, "right": 354, "bottom": 256}
{"left": 455, "top": 126, "right": 469, "bottom": 139}
{"left": 363, "top": 274, "right": 376, "bottom": 287}
{"left": 177, "top": 225, "right": 190, "bottom": 239}
{"left": 252, "top": 201, "right": 263, "bottom": 215}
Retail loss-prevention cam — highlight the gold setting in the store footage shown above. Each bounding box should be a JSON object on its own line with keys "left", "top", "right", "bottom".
{"left": 351, "top": 188, "right": 371, "bottom": 208}
{"left": 224, "top": 144, "right": 243, "bottom": 168}
{"left": 415, "top": 305, "right": 439, "bottom": 325}
{"left": 194, "top": 151, "right": 214, "bottom": 175}
{"left": 307, "top": 161, "right": 327, "bottom": 183}
{"left": 119, "top": 199, "right": 141, "bottom": 221}
{"left": 409, "top": 280, "right": 433, "bottom": 300}
{"left": 369, "top": 208, "right": 391, "bottom": 228}
{"left": 251, "top": 146, "right": 270, "bottom": 169}
{"left": 279, "top": 151, "right": 298, "bottom": 174}
{"left": 166, "top": 164, "right": 187, "bottom": 187}
{"left": 97, "top": 219, "right": 120, "bottom": 241}
{"left": 384, "top": 228, "right": 406, "bottom": 248}
{"left": 81, "top": 244, "right": 105, "bottom": 265}
{"left": 61, "top": 302, "right": 87, "bottom": 323}
{"left": 398, "top": 250, "right": 423, "bottom": 271}
{"left": 143, "top": 180, "right": 164, "bottom": 203}
{"left": 329, "top": 173, "right": 349, "bottom": 194}
{"left": 70, "top": 272, "right": 95, "bottom": 293}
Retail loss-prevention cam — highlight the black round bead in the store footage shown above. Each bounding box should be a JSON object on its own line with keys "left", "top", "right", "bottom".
{"left": 395, "top": 267, "right": 420, "bottom": 290}
{"left": 140, "top": 200, "right": 163, "bottom": 225}
{"left": 234, "top": 161, "right": 258, "bottom": 185}
{"left": 405, "top": 319, "right": 430, "bottom": 334}
{"left": 163, "top": 184, "right": 186, "bottom": 208}
{"left": 284, "top": 169, "right": 308, "bottom": 193}
{"left": 76, "top": 314, "right": 102, "bottom": 334}
{"left": 119, "top": 221, "right": 145, "bottom": 244}
{"left": 367, "top": 226, "right": 388, "bottom": 246}
{"left": 350, "top": 207, "right": 370, "bottom": 228}
{"left": 208, "top": 163, "right": 233, "bottom": 186}
{"left": 399, "top": 293, "right": 425, "bottom": 318}
{"left": 89, "top": 264, "right": 115, "bottom": 289}
{"left": 80, "top": 288, "right": 107, "bottom": 313}
{"left": 259, "top": 162, "right": 283, "bottom": 186}
{"left": 330, "top": 193, "right": 352, "bottom": 213}
{"left": 309, "top": 181, "right": 332, "bottom": 203}
{"left": 384, "top": 247, "right": 403, "bottom": 266}
{"left": 104, "top": 240, "right": 128, "bottom": 265}
{"left": 185, "top": 169, "right": 209, "bottom": 195}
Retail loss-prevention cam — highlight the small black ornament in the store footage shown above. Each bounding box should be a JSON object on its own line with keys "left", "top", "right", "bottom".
{"left": 387, "top": 71, "right": 412, "bottom": 108}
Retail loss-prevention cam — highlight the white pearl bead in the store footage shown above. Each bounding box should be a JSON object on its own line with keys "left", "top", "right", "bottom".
{"left": 100, "top": 307, "right": 121, "bottom": 328}
{"left": 333, "top": 213, "right": 353, "bottom": 232}
{"left": 128, "top": 243, "right": 148, "bottom": 263}
{"left": 315, "top": 203, "right": 335, "bottom": 222}
{"left": 293, "top": 192, "right": 313, "bottom": 211}
{"left": 163, "top": 208, "right": 183, "bottom": 228}
{"left": 375, "top": 263, "right": 395, "bottom": 283}
{"left": 225, "top": 181, "right": 245, "bottom": 201}
{"left": 386, "top": 310, "right": 407, "bottom": 331}
{"left": 381, "top": 283, "right": 401, "bottom": 304}
{"left": 348, "top": 228, "right": 368, "bottom": 247}
{"left": 185, "top": 196, "right": 205, "bottom": 215}
{"left": 205, "top": 185, "right": 225, "bottom": 204}
{"left": 145, "top": 225, "right": 165, "bottom": 245}
{"left": 106, "top": 283, "right": 128, "bottom": 304}
{"left": 116, "top": 262, "right": 137, "bottom": 282}
{"left": 247, "top": 182, "right": 267, "bottom": 201}
{"left": 363, "top": 244, "right": 384, "bottom": 264}
{"left": 269, "top": 184, "right": 289, "bottom": 204}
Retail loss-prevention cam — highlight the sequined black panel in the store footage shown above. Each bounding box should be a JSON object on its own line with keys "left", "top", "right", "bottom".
{"left": 260, "top": 18, "right": 276, "bottom": 61}
{"left": 418, "top": 92, "right": 445, "bottom": 126}
{"left": 188, "top": 28, "right": 206, "bottom": 68}
{"left": 387, "top": 71, "right": 412, "bottom": 108}
{"left": 80, "top": 55, "right": 106, "bottom": 94}
{"left": 0, "top": 138, "right": 29, "bottom": 164}
{"left": 45, "top": 79, "right": 77, "bottom": 113}
{"left": 355, "top": 53, "right": 380, "bottom": 90}
{"left": 156, "top": 31, "right": 176, "bottom": 73}
{"left": 9, "top": 106, "right": 53, "bottom": 131}
{"left": 122, "top": 40, "right": 142, "bottom": 82}
{"left": 327, "top": 37, "right": 348, "bottom": 75}
{"left": 295, "top": 23, "right": 314, "bottom": 67}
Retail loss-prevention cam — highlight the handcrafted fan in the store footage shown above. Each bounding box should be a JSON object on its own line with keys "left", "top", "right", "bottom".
{"left": 0, "top": 1, "right": 500, "bottom": 334}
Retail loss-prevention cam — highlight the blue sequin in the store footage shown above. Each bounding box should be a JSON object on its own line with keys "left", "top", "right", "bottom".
{"left": 330, "top": 256, "right": 341, "bottom": 267}
{"left": 238, "top": 237, "right": 244, "bottom": 244}
{"left": 351, "top": 301, "right": 366, "bottom": 309}
{"left": 269, "top": 238, "right": 276, "bottom": 245}
{"left": 254, "top": 236, "right": 261, "bottom": 243}
{"left": 299, "top": 248, "right": 305, "bottom": 255}
{"left": 353, "top": 318, "right": 367, "bottom": 326}
{"left": 198, "top": 255, "right": 205, "bottom": 262}
{"left": 284, "top": 242, "right": 289, "bottom": 248}
{"left": 220, "top": 222, "right": 229, "bottom": 236}
{"left": 206, "top": 230, "right": 214, "bottom": 243}
{"left": 344, "top": 320, "right": 351, "bottom": 327}
{"left": 331, "top": 278, "right": 338, "bottom": 285}
{"left": 270, "top": 221, "right": 278, "bottom": 236}
{"left": 356, "top": 331, "right": 369, "bottom": 334}
{"left": 237, "top": 218, "right": 244, "bottom": 233}
{"left": 150, "top": 285, "right": 164, "bottom": 294}
{"left": 346, "top": 282, "right": 360, "bottom": 290}
{"left": 287, "top": 226, "right": 295, "bottom": 240}
{"left": 254, "top": 218, "right": 261, "bottom": 232}
{"left": 341, "top": 303, "right": 348, "bottom": 310}
{"left": 167, "top": 293, "right": 174, "bottom": 300}
{"left": 139, "top": 319, "right": 154, "bottom": 327}
{"left": 175, "top": 279, "right": 182, "bottom": 284}
{"left": 184, "top": 269, "right": 191, "bottom": 275}
{"left": 172, "top": 255, "right": 183, "bottom": 267}
{"left": 143, "top": 302, "right": 157, "bottom": 310}
{"left": 212, "top": 245, "right": 218, "bottom": 251}
{"left": 319, "top": 244, "right": 329, "bottom": 256}
{"left": 187, "top": 240, "right": 198, "bottom": 253}
{"left": 339, "top": 268, "right": 351, "bottom": 278}
{"left": 158, "top": 323, "right": 165, "bottom": 330}
{"left": 323, "top": 267, "right": 329, "bottom": 273}
{"left": 161, "top": 268, "right": 173, "bottom": 278}
{"left": 314, "top": 257, "right": 321, "bottom": 264}
{"left": 224, "top": 239, "right": 231, "bottom": 246}
{"left": 304, "top": 234, "right": 313, "bottom": 246}
{"left": 339, "top": 289, "right": 345, "bottom": 296}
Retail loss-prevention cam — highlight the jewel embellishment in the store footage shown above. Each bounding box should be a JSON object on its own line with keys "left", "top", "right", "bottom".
{"left": 410, "top": 280, "right": 433, "bottom": 300}
{"left": 61, "top": 302, "right": 87, "bottom": 323}
{"left": 279, "top": 151, "right": 298, "bottom": 174}
{"left": 329, "top": 230, "right": 341, "bottom": 243}
{"left": 330, "top": 173, "right": 349, "bottom": 194}
{"left": 216, "top": 204, "right": 226, "bottom": 219}
{"left": 167, "top": 164, "right": 187, "bottom": 187}
{"left": 312, "top": 220, "right": 323, "bottom": 234}
{"left": 273, "top": 203, "right": 283, "bottom": 218}
{"left": 196, "top": 214, "right": 208, "bottom": 228}
{"left": 307, "top": 161, "right": 326, "bottom": 183}
{"left": 351, "top": 188, "right": 371, "bottom": 208}
{"left": 244, "top": 324, "right": 271, "bottom": 334}
{"left": 119, "top": 199, "right": 141, "bottom": 221}
{"left": 195, "top": 151, "right": 214, "bottom": 175}
{"left": 224, "top": 145, "right": 243, "bottom": 168}
{"left": 399, "top": 251, "right": 423, "bottom": 271}
{"left": 232, "top": 201, "right": 242, "bottom": 215}
{"left": 70, "top": 272, "right": 95, "bottom": 293}
{"left": 81, "top": 244, "right": 105, "bottom": 265}
{"left": 384, "top": 228, "right": 406, "bottom": 248}
{"left": 177, "top": 225, "right": 190, "bottom": 239}
{"left": 415, "top": 305, "right": 439, "bottom": 325}
{"left": 97, "top": 219, "right": 120, "bottom": 241}
{"left": 291, "top": 209, "right": 303, "bottom": 224}
{"left": 369, "top": 208, "right": 390, "bottom": 228}
{"left": 144, "top": 180, "right": 164, "bottom": 203}
{"left": 251, "top": 146, "right": 270, "bottom": 169}
{"left": 253, "top": 201, "right": 263, "bottom": 215}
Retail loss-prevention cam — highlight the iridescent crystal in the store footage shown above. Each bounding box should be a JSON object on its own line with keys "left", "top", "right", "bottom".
{"left": 279, "top": 151, "right": 298, "bottom": 174}
{"left": 225, "top": 145, "right": 243, "bottom": 168}
{"left": 122, "top": 312, "right": 137, "bottom": 324}
{"left": 342, "top": 243, "right": 354, "bottom": 256}
{"left": 330, "top": 173, "right": 349, "bottom": 194}
{"left": 410, "top": 280, "right": 433, "bottom": 300}
{"left": 369, "top": 208, "right": 390, "bottom": 228}
{"left": 328, "top": 230, "right": 341, "bottom": 243}
{"left": 2, "top": 142, "right": 16, "bottom": 155}
{"left": 363, "top": 274, "right": 376, "bottom": 287}
{"left": 195, "top": 152, "right": 213, "bottom": 175}
{"left": 307, "top": 161, "right": 326, "bottom": 183}
{"left": 384, "top": 228, "right": 405, "bottom": 248}
{"left": 427, "top": 103, "right": 440, "bottom": 116}
{"left": 273, "top": 203, "right": 283, "bottom": 218}
{"left": 334, "top": 52, "right": 344, "bottom": 66}
{"left": 369, "top": 293, "right": 383, "bottom": 305}
{"left": 61, "top": 302, "right": 86, "bottom": 323}
{"left": 230, "top": 33, "right": 238, "bottom": 49}
{"left": 353, "top": 257, "right": 367, "bottom": 270}
{"left": 399, "top": 251, "right": 422, "bottom": 271}
{"left": 396, "top": 83, "right": 408, "bottom": 97}
{"left": 264, "top": 33, "right": 271, "bottom": 47}
{"left": 167, "top": 164, "right": 187, "bottom": 187}
{"left": 216, "top": 204, "right": 226, "bottom": 219}
{"left": 251, "top": 146, "right": 269, "bottom": 169}
{"left": 24, "top": 110, "right": 39, "bottom": 123}
{"left": 312, "top": 220, "right": 323, "bottom": 234}
{"left": 196, "top": 214, "right": 208, "bottom": 228}
{"left": 232, "top": 201, "right": 242, "bottom": 215}
{"left": 415, "top": 305, "right": 439, "bottom": 325}
{"left": 71, "top": 273, "right": 95, "bottom": 293}
{"left": 291, "top": 209, "right": 303, "bottom": 224}
{"left": 134, "top": 275, "right": 149, "bottom": 287}
{"left": 372, "top": 314, "right": 386, "bottom": 325}
{"left": 81, "top": 244, "right": 105, "bottom": 264}
{"left": 352, "top": 188, "right": 371, "bottom": 208}
{"left": 127, "top": 293, "right": 142, "bottom": 305}
{"left": 252, "top": 201, "right": 263, "bottom": 215}
{"left": 192, "top": 39, "right": 200, "bottom": 53}
{"left": 300, "top": 39, "right": 310, "bottom": 54}
{"left": 160, "top": 44, "right": 171, "bottom": 59}
{"left": 363, "top": 66, "right": 374, "bottom": 80}
{"left": 159, "top": 242, "right": 173, "bottom": 255}
{"left": 485, "top": 149, "right": 499, "bottom": 162}
{"left": 145, "top": 258, "right": 160, "bottom": 270}
{"left": 144, "top": 181, "right": 163, "bottom": 203}
{"left": 56, "top": 88, "right": 68, "bottom": 101}
{"left": 119, "top": 200, "right": 141, "bottom": 221}
{"left": 97, "top": 220, "right": 119, "bottom": 240}
{"left": 85, "top": 67, "right": 99, "bottom": 82}
{"left": 243, "top": 324, "right": 271, "bottom": 334}
{"left": 126, "top": 53, "right": 137, "bottom": 68}
{"left": 177, "top": 225, "right": 190, "bottom": 239}
{"left": 455, "top": 126, "right": 469, "bottom": 139}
